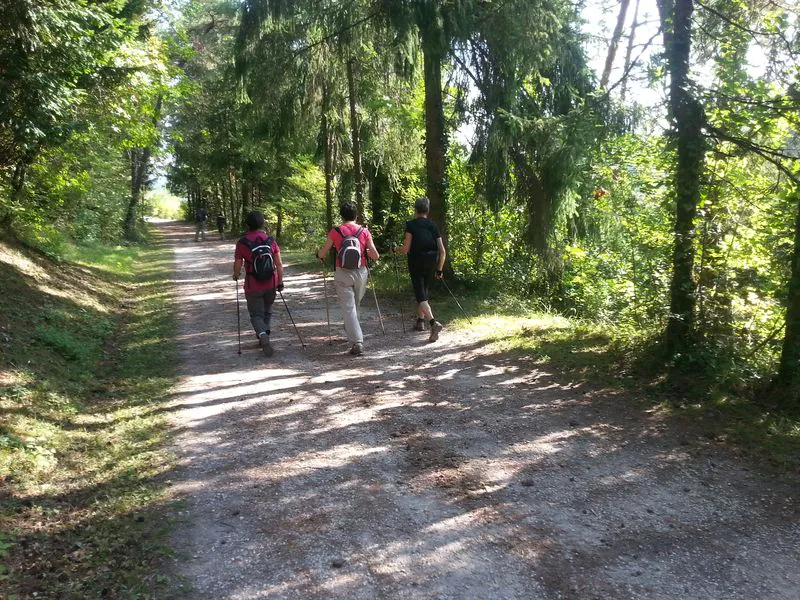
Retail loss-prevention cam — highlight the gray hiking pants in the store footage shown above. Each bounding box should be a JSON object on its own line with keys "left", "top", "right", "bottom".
{"left": 195, "top": 220, "right": 206, "bottom": 240}
{"left": 334, "top": 266, "right": 368, "bottom": 344}
{"left": 245, "top": 288, "right": 276, "bottom": 336}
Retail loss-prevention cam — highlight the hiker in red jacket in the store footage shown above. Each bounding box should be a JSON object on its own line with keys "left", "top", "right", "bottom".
{"left": 233, "top": 211, "right": 283, "bottom": 357}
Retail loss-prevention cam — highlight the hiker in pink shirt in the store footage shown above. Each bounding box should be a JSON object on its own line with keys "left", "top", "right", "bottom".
{"left": 316, "top": 202, "right": 379, "bottom": 356}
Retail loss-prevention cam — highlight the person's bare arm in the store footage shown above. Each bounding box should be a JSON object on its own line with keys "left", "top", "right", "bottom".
{"left": 366, "top": 237, "right": 380, "bottom": 261}
{"left": 275, "top": 251, "right": 284, "bottom": 286}
{"left": 233, "top": 256, "right": 243, "bottom": 280}
{"left": 435, "top": 237, "right": 446, "bottom": 278}
{"left": 395, "top": 232, "right": 412, "bottom": 254}
{"left": 317, "top": 238, "right": 334, "bottom": 261}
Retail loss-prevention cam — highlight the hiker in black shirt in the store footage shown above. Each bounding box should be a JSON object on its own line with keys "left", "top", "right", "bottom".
{"left": 216, "top": 212, "right": 227, "bottom": 240}
{"left": 194, "top": 208, "right": 208, "bottom": 242}
{"left": 394, "top": 196, "right": 446, "bottom": 342}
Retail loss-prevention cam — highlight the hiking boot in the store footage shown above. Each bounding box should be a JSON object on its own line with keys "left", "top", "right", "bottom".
{"left": 414, "top": 318, "right": 426, "bottom": 332}
{"left": 428, "top": 321, "right": 443, "bottom": 343}
{"left": 349, "top": 342, "right": 363, "bottom": 356}
{"left": 260, "top": 334, "right": 274, "bottom": 357}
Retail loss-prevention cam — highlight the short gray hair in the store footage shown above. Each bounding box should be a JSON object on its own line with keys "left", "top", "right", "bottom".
{"left": 414, "top": 196, "right": 430, "bottom": 214}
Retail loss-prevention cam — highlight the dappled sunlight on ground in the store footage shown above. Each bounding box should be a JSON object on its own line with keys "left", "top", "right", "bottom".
{"left": 156, "top": 222, "right": 800, "bottom": 600}
{"left": 0, "top": 241, "right": 115, "bottom": 314}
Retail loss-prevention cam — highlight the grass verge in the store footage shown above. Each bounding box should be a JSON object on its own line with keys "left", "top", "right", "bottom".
{"left": 0, "top": 232, "right": 178, "bottom": 598}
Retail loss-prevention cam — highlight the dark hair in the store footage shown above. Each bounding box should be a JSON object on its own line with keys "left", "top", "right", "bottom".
{"left": 414, "top": 196, "right": 430, "bottom": 214}
{"left": 245, "top": 210, "right": 265, "bottom": 231}
{"left": 339, "top": 201, "right": 358, "bottom": 222}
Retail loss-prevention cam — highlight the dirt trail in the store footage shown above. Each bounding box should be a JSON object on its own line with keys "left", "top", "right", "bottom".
{"left": 160, "top": 221, "right": 799, "bottom": 599}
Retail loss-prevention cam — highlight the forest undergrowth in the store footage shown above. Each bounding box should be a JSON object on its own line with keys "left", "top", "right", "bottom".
{"left": 0, "top": 229, "right": 178, "bottom": 598}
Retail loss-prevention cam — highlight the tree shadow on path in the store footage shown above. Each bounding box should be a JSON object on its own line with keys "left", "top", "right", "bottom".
{"left": 160, "top": 221, "right": 800, "bottom": 600}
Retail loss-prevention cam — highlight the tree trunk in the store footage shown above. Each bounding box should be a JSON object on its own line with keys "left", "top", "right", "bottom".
{"left": 227, "top": 168, "right": 238, "bottom": 229}
{"left": 322, "top": 87, "right": 334, "bottom": 231}
{"left": 124, "top": 95, "right": 161, "bottom": 241}
{"left": 659, "top": 0, "right": 705, "bottom": 356}
{"left": 620, "top": 0, "right": 641, "bottom": 102}
{"left": 515, "top": 149, "right": 562, "bottom": 289}
{"left": 1, "top": 162, "right": 27, "bottom": 227}
{"left": 11, "top": 162, "right": 26, "bottom": 199}
{"left": 778, "top": 187, "right": 800, "bottom": 393}
{"left": 370, "top": 165, "right": 391, "bottom": 250}
{"left": 242, "top": 178, "right": 251, "bottom": 216}
{"left": 233, "top": 170, "right": 242, "bottom": 217}
{"left": 213, "top": 183, "right": 221, "bottom": 218}
{"left": 276, "top": 205, "right": 283, "bottom": 240}
{"left": 385, "top": 179, "right": 404, "bottom": 247}
{"left": 421, "top": 27, "right": 449, "bottom": 250}
{"left": 370, "top": 166, "right": 387, "bottom": 228}
{"left": 223, "top": 176, "right": 235, "bottom": 233}
{"left": 600, "top": 0, "right": 631, "bottom": 88}
{"left": 346, "top": 58, "right": 365, "bottom": 222}
{"left": 124, "top": 147, "right": 151, "bottom": 240}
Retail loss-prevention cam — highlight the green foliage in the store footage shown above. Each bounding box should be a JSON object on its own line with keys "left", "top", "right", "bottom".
{"left": 35, "top": 325, "right": 92, "bottom": 363}
{"left": 277, "top": 156, "right": 328, "bottom": 244}
{"left": 447, "top": 145, "right": 528, "bottom": 286}
{"left": 145, "top": 188, "right": 184, "bottom": 220}
{"left": 0, "top": 0, "right": 175, "bottom": 248}
{"left": 0, "top": 0, "right": 126, "bottom": 167}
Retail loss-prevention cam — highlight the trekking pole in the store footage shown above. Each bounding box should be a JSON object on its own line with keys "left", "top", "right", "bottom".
{"left": 366, "top": 259, "right": 386, "bottom": 335}
{"left": 320, "top": 259, "right": 333, "bottom": 345}
{"left": 235, "top": 280, "right": 242, "bottom": 355}
{"left": 278, "top": 288, "right": 306, "bottom": 348}
{"left": 440, "top": 277, "right": 472, "bottom": 324}
{"left": 391, "top": 246, "right": 406, "bottom": 335}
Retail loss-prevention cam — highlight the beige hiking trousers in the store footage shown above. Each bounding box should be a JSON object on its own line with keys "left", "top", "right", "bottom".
{"left": 334, "top": 266, "right": 368, "bottom": 344}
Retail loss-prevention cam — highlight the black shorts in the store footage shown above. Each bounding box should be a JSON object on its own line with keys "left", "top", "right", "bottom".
{"left": 409, "top": 259, "right": 435, "bottom": 303}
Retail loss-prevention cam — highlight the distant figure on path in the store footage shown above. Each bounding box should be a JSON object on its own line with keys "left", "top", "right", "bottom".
{"left": 316, "top": 202, "right": 380, "bottom": 356}
{"left": 394, "top": 196, "right": 445, "bottom": 342}
{"left": 216, "top": 212, "right": 227, "bottom": 240}
{"left": 194, "top": 208, "right": 208, "bottom": 241}
{"left": 234, "top": 211, "right": 284, "bottom": 357}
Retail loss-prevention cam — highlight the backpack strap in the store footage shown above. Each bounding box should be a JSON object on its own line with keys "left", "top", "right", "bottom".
{"left": 334, "top": 225, "right": 364, "bottom": 240}
{"left": 239, "top": 234, "right": 271, "bottom": 249}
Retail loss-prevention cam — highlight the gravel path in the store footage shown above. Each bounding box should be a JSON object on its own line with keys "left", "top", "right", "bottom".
{"left": 161, "top": 221, "right": 800, "bottom": 599}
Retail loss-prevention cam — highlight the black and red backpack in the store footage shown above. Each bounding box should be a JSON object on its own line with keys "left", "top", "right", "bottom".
{"left": 239, "top": 236, "right": 275, "bottom": 281}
